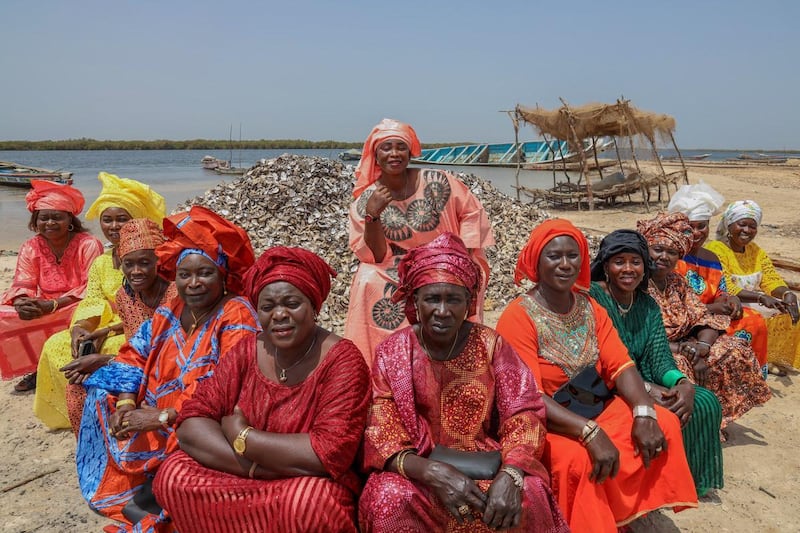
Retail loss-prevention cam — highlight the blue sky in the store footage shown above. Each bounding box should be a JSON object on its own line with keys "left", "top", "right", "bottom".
{"left": 1, "top": 1, "right": 797, "bottom": 149}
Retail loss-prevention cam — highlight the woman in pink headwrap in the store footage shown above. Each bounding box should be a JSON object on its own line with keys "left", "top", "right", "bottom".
{"left": 154, "top": 246, "right": 370, "bottom": 533}
{"left": 359, "top": 232, "right": 567, "bottom": 533}
{"left": 0, "top": 180, "right": 104, "bottom": 392}
{"left": 344, "top": 118, "right": 494, "bottom": 366}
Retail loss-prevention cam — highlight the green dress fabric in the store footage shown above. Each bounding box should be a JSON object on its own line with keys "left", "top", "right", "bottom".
{"left": 589, "top": 282, "right": 723, "bottom": 495}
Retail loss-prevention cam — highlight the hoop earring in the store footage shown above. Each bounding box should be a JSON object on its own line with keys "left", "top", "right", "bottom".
{"left": 68, "top": 224, "right": 75, "bottom": 232}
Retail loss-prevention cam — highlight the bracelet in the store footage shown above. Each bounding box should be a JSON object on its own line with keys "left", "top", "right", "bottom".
{"left": 396, "top": 449, "right": 415, "bottom": 479}
{"left": 579, "top": 420, "right": 598, "bottom": 443}
{"left": 696, "top": 341, "right": 712, "bottom": 349}
{"left": 51, "top": 299, "right": 59, "bottom": 312}
{"left": 500, "top": 466, "right": 524, "bottom": 489}
{"left": 248, "top": 460, "right": 258, "bottom": 479}
{"left": 582, "top": 425, "right": 601, "bottom": 446}
{"left": 644, "top": 381, "right": 652, "bottom": 393}
{"left": 115, "top": 399, "right": 136, "bottom": 409}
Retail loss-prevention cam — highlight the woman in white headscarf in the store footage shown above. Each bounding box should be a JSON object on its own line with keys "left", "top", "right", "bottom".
{"left": 705, "top": 200, "right": 800, "bottom": 372}
{"left": 668, "top": 184, "right": 770, "bottom": 376}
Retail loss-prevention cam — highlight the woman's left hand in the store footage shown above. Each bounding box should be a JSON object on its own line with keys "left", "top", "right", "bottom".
{"left": 660, "top": 380, "right": 695, "bottom": 426}
{"left": 483, "top": 470, "right": 522, "bottom": 530}
{"left": 221, "top": 406, "right": 250, "bottom": 444}
{"left": 117, "top": 404, "right": 164, "bottom": 436}
{"left": 60, "top": 354, "right": 112, "bottom": 384}
{"left": 631, "top": 417, "right": 667, "bottom": 468}
{"left": 779, "top": 292, "right": 799, "bottom": 324}
{"left": 692, "top": 357, "right": 709, "bottom": 385}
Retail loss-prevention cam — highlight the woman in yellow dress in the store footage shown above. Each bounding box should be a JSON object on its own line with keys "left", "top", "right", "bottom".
{"left": 33, "top": 172, "right": 165, "bottom": 430}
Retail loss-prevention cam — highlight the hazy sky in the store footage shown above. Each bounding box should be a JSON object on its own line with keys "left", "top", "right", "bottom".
{"left": 2, "top": 1, "right": 798, "bottom": 149}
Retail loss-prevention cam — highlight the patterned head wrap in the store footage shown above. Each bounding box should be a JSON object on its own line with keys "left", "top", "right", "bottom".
{"left": 716, "top": 200, "right": 762, "bottom": 239}
{"left": 243, "top": 247, "right": 337, "bottom": 312}
{"left": 117, "top": 218, "right": 167, "bottom": 259}
{"left": 85, "top": 172, "right": 166, "bottom": 225}
{"left": 353, "top": 118, "right": 422, "bottom": 198}
{"left": 25, "top": 180, "right": 85, "bottom": 215}
{"left": 590, "top": 229, "right": 654, "bottom": 291}
{"left": 155, "top": 206, "right": 255, "bottom": 294}
{"left": 514, "top": 219, "right": 591, "bottom": 291}
{"left": 391, "top": 232, "right": 481, "bottom": 324}
{"left": 637, "top": 212, "right": 694, "bottom": 257}
{"left": 667, "top": 181, "right": 725, "bottom": 222}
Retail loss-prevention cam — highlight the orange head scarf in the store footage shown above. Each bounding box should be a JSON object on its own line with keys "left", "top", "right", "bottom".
{"left": 25, "top": 180, "right": 86, "bottom": 215}
{"left": 117, "top": 218, "right": 167, "bottom": 259}
{"left": 514, "top": 219, "right": 591, "bottom": 291}
{"left": 353, "top": 118, "right": 422, "bottom": 198}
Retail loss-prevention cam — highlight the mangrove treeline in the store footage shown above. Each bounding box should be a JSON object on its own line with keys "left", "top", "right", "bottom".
{"left": 0, "top": 139, "right": 467, "bottom": 151}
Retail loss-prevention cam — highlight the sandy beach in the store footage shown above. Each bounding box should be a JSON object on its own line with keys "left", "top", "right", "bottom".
{"left": 0, "top": 160, "right": 798, "bottom": 532}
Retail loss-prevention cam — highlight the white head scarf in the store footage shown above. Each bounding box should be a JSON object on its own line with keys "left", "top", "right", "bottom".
{"left": 667, "top": 181, "right": 725, "bottom": 222}
{"left": 716, "top": 200, "right": 763, "bottom": 239}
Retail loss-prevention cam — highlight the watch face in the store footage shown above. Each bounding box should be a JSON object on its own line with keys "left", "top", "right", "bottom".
{"left": 233, "top": 438, "right": 246, "bottom": 455}
{"left": 159, "top": 411, "right": 169, "bottom": 424}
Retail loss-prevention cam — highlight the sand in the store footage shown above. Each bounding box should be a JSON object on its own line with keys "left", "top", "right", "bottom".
{"left": 0, "top": 161, "right": 798, "bottom": 532}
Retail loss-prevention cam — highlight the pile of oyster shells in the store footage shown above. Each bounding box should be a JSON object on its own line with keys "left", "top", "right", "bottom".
{"left": 177, "top": 154, "right": 599, "bottom": 330}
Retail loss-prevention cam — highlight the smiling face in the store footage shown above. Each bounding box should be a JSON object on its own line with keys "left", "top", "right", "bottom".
{"left": 257, "top": 281, "right": 317, "bottom": 352}
{"left": 605, "top": 252, "right": 645, "bottom": 295}
{"left": 175, "top": 253, "right": 224, "bottom": 312}
{"left": 375, "top": 138, "right": 410, "bottom": 177}
{"left": 414, "top": 282, "right": 470, "bottom": 348}
{"left": 100, "top": 207, "right": 132, "bottom": 245}
{"left": 537, "top": 236, "right": 582, "bottom": 293}
{"left": 728, "top": 218, "right": 758, "bottom": 251}
{"left": 688, "top": 220, "right": 711, "bottom": 251}
{"left": 648, "top": 244, "right": 682, "bottom": 277}
{"left": 34, "top": 210, "right": 71, "bottom": 242}
{"left": 121, "top": 249, "right": 159, "bottom": 294}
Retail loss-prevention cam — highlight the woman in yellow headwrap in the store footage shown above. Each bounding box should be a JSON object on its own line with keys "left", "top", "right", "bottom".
{"left": 33, "top": 172, "right": 165, "bottom": 431}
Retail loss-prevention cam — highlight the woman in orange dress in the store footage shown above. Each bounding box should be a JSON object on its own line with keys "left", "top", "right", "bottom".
{"left": 496, "top": 219, "right": 697, "bottom": 532}
{"left": 344, "top": 119, "right": 494, "bottom": 366}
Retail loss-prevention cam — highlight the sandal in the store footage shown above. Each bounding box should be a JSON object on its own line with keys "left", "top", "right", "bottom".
{"left": 14, "top": 372, "right": 37, "bottom": 392}
{"left": 768, "top": 363, "right": 787, "bottom": 377}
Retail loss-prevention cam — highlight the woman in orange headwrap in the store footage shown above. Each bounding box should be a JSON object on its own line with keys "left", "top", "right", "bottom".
{"left": 344, "top": 118, "right": 495, "bottom": 366}
{"left": 0, "top": 180, "right": 104, "bottom": 392}
{"left": 76, "top": 206, "right": 259, "bottom": 532}
{"left": 495, "top": 219, "right": 697, "bottom": 532}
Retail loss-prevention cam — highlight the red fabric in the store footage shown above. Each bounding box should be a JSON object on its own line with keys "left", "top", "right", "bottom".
{"left": 514, "top": 219, "right": 591, "bottom": 290}
{"left": 117, "top": 218, "right": 166, "bottom": 258}
{"left": 25, "top": 179, "right": 85, "bottom": 214}
{"left": 353, "top": 118, "right": 422, "bottom": 198}
{"left": 391, "top": 232, "right": 481, "bottom": 324}
{"left": 156, "top": 336, "right": 370, "bottom": 531}
{"left": 156, "top": 206, "right": 254, "bottom": 294}
{"left": 243, "top": 246, "right": 337, "bottom": 312}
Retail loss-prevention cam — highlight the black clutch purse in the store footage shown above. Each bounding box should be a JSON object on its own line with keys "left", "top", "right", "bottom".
{"left": 428, "top": 445, "right": 502, "bottom": 480}
{"left": 552, "top": 365, "right": 614, "bottom": 419}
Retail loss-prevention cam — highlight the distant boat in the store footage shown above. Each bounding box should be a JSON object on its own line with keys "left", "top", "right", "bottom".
{"left": 411, "top": 137, "right": 613, "bottom": 168}
{"left": 338, "top": 149, "right": 362, "bottom": 161}
{"left": 735, "top": 153, "right": 787, "bottom": 163}
{"left": 214, "top": 165, "right": 247, "bottom": 175}
{"left": 201, "top": 155, "right": 228, "bottom": 170}
{"left": 0, "top": 160, "right": 73, "bottom": 187}
{"left": 662, "top": 153, "right": 712, "bottom": 161}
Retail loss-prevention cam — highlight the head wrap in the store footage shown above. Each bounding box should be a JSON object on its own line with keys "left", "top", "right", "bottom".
{"left": 514, "top": 219, "right": 591, "bottom": 291}
{"left": 25, "top": 180, "right": 85, "bottom": 215}
{"left": 243, "top": 247, "right": 337, "bottom": 312}
{"left": 637, "top": 212, "right": 694, "bottom": 257}
{"left": 667, "top": 181, "right": 725, "bottom": 222}
{"left": 117, "top": 218, "right": 167, "bottom": 259}
{"left": 353, "top": 118, "right": 422, "bottom": 198}
{"left": 155, "top": 206, "right": 255, "bottom": 294}
{"left": 590, "top": 230, "right": 654, "bottom": 291}
{"left": 716, "top": 200, "right": 762, "bottom": 239}
{"left": 85, "top": 172, "right": 166, "bottom": 226}
{"left": 391, "top": 232, "right": 481, "bottom": 324}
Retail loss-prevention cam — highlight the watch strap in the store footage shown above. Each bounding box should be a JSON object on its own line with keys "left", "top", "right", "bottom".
{"left": 632, "top": 405, "right": 657, "bottom": 420}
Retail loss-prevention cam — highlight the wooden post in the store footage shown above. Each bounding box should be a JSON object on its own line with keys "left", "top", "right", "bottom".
{"left": 627, "top": 131, "right": 649, "bottom": 211}
{"left": 591, "top": 136, "right": 604, "bottom": 180}
{"left": 668, "top": 131, "right": 690, "bottom": 185}
{"left": 567, "top": 118, "right": 591, "bottom": 210}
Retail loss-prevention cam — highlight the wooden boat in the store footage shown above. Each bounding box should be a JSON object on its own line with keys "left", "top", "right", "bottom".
{"left": 338, "top": 149, "right": 361, "bottom": 161}
{"left": 662, "top": 153, "right": 711, "bottom": 161}
{"left": 735, "top": 153, "right": 788, "bottom": 163}
{"left": 214, "top": 166, "right": 247, "bottom": 175}
{"left": 411, "top": 137, "right": 613, "bottom": 167}
{"left": 0, "top": 161, "right": 73, "bottom": 187}
{"left": 201, "top": 155, "right": 229, "bottom": 170}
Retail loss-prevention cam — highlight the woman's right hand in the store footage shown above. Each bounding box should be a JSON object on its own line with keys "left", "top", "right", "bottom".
{"left": 110, "top": 404, "right": 136, "bottom": 439}
{"left": 60, "top": 354, "right": 112, "bottom": 384}
{"left": 70, "top": 325, "right": 92, "bottom": 357}
{"left": 365, "top": 184, "right": 393, "bottom": 220}
{"left": 584, "top": 428, "right": 620, "bottom": 483}
{"left": 13, "top": 297, "right": 43, "bottom": 320}
{"left": 660, "top": 380, "right": 695, "bottom": 426}
{"left": 631, "top": 417, "right": 667, "bottom": 469}
{"left": 423, "top": 460, "right": 487, "bottom": 523}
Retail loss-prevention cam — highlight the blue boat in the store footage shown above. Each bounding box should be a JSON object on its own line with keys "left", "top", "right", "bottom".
{"left": 412, "top": 138, "right": 612, "bottom": 167}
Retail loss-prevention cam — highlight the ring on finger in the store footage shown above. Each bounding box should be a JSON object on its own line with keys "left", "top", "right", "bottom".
{"left": 457, "top": 504, "right": 470, "bottom": 516}
{"left": 122, "top": 420, "right": 130, "bottom": 427}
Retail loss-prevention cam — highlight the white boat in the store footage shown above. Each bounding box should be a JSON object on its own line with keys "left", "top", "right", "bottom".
{"left": 201, "top": 155, "right": 228, "bottom": 170}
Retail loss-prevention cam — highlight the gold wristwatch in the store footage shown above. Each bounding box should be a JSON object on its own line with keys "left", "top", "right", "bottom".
{"left": 233, "top": 426, "right": 254, "bottom": 456}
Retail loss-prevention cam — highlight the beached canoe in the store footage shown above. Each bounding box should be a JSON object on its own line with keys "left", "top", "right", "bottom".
{"left": 338, "top": 149, "right": 361, "bottom": 161}
{"left": 0, "top": 161, "right": 73, "bottom": 187}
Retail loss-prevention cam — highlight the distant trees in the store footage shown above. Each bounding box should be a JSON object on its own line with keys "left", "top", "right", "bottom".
{"left": 0, "top": 139, "right": 470, "bottom": 151}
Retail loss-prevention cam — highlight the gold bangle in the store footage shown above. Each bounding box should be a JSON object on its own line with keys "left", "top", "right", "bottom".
{"left": 396, "top": 449, "right": 414, "bottom": 479}
{"left": 115, "top": 399, "right": 136, "bottom": 409}
{"left": 579, "top": 420, "right": 598, "bottom": 443}
{"left": 581, "top": 426, "right": 601, "bottom": 446}
{"left": 500, "top": 465, "right": 524, "bottom": 489}
{"left": 248, "top": 460, "right": 258, "bottom": 479}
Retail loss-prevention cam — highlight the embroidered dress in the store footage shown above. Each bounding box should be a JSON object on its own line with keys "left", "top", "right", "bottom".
{"left": 648, "top": 272, "right": 771, "bottom": 428}
{"left": 76, "top": 296, "right": 258, "bottom": 532}
{"left": 676, "top": 255, "right": 768, "bottom": 367}
{"left": 344, "top": 169, "right": 494, "bottom": 366}
{"left": 705, "top": 240, "right": 800, "bottom": 369}
{"left": 154, "top": 337, "right": 369, "bottom": 533}
{"left": 496, "top": 292, "right": 697, "bottom": 532}
{"left": 0, "top": 232, "right": 103, "bottom": 379}
{"left": 589, "top": 282, "right": 723, "bottom": 496}
{"left": 359, "top": 324, "right": 567, "bottom": 533}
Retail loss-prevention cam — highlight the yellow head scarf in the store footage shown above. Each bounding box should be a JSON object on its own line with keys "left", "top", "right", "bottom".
{"left": 85, "top": 172, "right": 166, "bottom": 226}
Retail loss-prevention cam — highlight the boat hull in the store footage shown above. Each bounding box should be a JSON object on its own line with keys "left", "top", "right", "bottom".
{"left": 0, "top": 161, "right": 73, "bottom": 187}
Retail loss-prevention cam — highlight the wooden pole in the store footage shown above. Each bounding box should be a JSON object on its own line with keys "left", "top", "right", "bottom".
{"left": 564, "top": 108, "right": 591, "bottom": 210}
{"left": 591, "top": 136, "right": 604, "bottom": 180}
{"left": 668, "top": 131, "right": 690, "bottom": 185}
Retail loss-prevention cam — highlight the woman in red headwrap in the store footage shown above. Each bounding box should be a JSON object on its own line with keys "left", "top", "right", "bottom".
{"left": 359, "top": 232, "right": 568, "bottom": 533}
{"left": 495, "top": 219, "right": 697, "bottom": 532}
{"left": 75, "top": 206, "right": 259, "bottom": 532}
{"left": 0, "top": 180, "right": 103, "bottom": 391}
{"left": 153, "top": 246, "right": 370, "bottom": 533}
{"left": 344, "top": 118, "right": 494, "bottom": 366}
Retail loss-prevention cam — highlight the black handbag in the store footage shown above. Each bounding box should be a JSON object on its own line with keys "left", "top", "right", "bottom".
{"left": 121, "top": 478, "right": 162, "bottom": 524}
{"left": 428, "top": 445, "right": 502, "bottom": 480}
{"left": 552, "top": 365, "right": 615, "bottom": 419}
